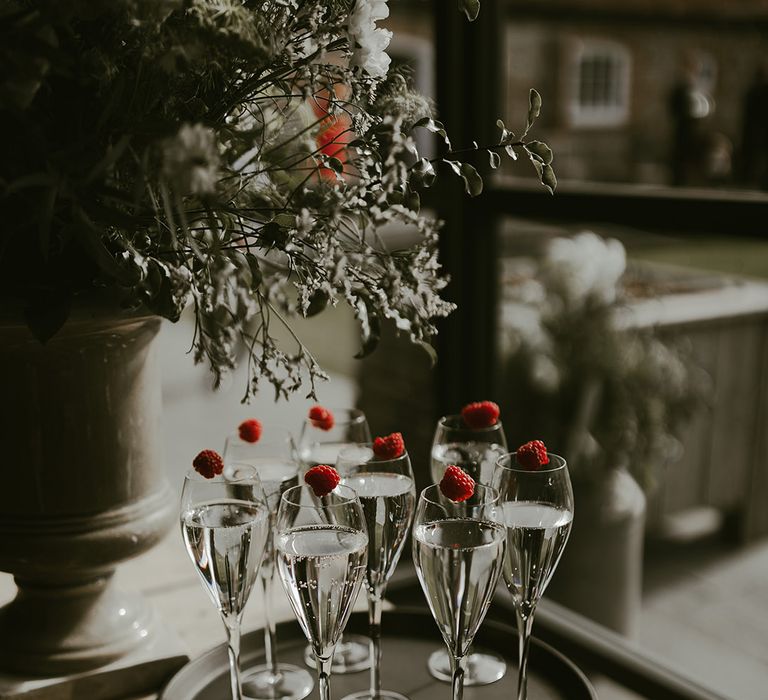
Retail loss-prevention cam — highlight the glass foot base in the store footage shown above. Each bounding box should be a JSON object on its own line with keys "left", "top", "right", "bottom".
{"left": 342, "top": 690, "right": 410, "bottom": 700}
{"left": 243, "top": 663, "right": 315, "bottom": 700}
{"left": 303, "top": 634, "right": 370, "bottom": 673}
{"left": 427, "top": 648, "right": 507, "bottom": 686}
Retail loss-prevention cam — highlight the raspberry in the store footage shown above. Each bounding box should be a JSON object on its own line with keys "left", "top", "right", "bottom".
{"left": 439, "top": 465, "right": 475, "bottom": 502}
{"left": 193, "top": 449, "right": 225, "bottom": 479}
{"left": 305, "top": 464, "right": 340, "bottom": 497}
{"left": 516, "top": 440, "right": 549, "bottom": 470}
{"left": 461, "top": 401, "right": 500, "bottom": 429}
{"left": 238, "top": 418, "right": 262, "bottom": 443}
{"left": 308, "top": 405, "right": 334, "bottom": 431}
{"left": 372, "top": 432, "right": 405, "bottom": 460}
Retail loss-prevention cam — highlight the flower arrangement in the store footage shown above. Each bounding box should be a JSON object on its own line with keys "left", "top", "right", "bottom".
{"left": 500, "top": 232, "right": 705, "bottom": 490}
{"left": 0, "top": 0, "right": 554, "bottom": 400}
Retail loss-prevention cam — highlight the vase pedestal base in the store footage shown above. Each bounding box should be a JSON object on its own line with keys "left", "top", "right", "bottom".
{"left": 0, "top": 619, "right": 188, "bottom": 700}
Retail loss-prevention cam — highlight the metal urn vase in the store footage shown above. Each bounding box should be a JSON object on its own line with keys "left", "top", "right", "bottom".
{"left": 0, "top": 310, "right": 187, "bottom": 699}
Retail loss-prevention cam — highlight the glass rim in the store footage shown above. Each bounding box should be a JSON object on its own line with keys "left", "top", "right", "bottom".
{"left": 305, "top": 407, "right": 367, "bottom": 427}
{"left": 419, "top": 482, "right": 500, "bottom": 506}
{"left": 495, "top": 452, "right": 568, "bottom": 474}
{"left": 280, "top": 483, "right": 360, "bottom": 508}
{"left": 336, "top": 443, "right": 410, "bottom": 467}
{"left": 438, "top": 414, "right": 504, "bottom": 433}
{"left": 183, "top": 462, "right": 264, "bottom": 484}
{"left": 225, "top": 425, "right": 294, "bottom": 444}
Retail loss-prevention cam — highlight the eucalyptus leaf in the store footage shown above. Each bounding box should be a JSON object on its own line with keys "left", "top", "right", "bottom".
{"left": 525, "top": 140, "right": 553, "bottom": 165}
{"left": 274, "top": 213, "right": 295, "bottom": 227}
{"left": 410, "top": 158, "right": 436, "bottom": 189}
{"left": 459, "top": 0, "right": 481, "bottom": 21}
{"left": 306, "top": 289, "right": 329, "bottom": 317}
{"left": 413, "top": 118, "right": 452, "bottom": 149}
{"left": 489, "top": 151, "right": 501, "bottom": 169}
{"left": 460, "top": 162, "right": 483, "bottom": 197}
{"left": 260, "top": 221, "right": 288, "bottom": 248}
{"left": 541, "top": 164, "right": 557, "bottom": 194}
{"left": 444, "top": 159, "right": 462, "bottom": 177}
{"left": 526, "top": 88, "right": 542, "bottom": 132}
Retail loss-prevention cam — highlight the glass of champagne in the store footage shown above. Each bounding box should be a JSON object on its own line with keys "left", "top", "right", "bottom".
{"left": 297, "top": 407, "right": 372, "bottom": 471}
{"left": 181, "top": 462, "right": 270, "bottom": 700}
{"left": 428, "top": 414, "right": 508, "bottom": 685}
{"left": 275, "top": 484, "right": 368, "bottom": 700}
{"left": 494, "top": 452, "right": 574, "bottom": 700}
{"left": 297, "top": 407, "right": 372, "bottom": 672}
{"left": 412, "top": 483, "right": 506, "bottom": 700}
{"left": 223, "top": 430, "right": 314, "bottom": 700}
{"left": 336, "top": 444, "right": 416, "bottom": 700}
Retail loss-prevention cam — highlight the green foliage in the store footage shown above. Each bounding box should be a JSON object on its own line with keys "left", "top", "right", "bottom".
{"left": 0, "top": 0, "right": 553, "bottom": 401}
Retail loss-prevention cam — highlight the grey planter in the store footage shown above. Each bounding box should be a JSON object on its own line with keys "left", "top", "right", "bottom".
{"left": 0, "top": 311, "right": 184, "bottom": 695}
{"left": 545, "top": 468, "right": 646, "bottom": 636}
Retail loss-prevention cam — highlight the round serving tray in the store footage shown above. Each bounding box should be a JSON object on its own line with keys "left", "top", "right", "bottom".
{"left": 160, "top": 607, "right": 596, "bottom": 699}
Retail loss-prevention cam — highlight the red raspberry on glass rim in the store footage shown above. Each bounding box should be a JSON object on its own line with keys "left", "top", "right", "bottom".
{"left": 516, "top": 440, "right": 549, "bottom": 470}
{"left": 193, "top": 449, "right": 225, "bottom": 479}
{"left": 304, "top": 464, "right": 340, "bottom": 497}
{"left": 238, "top": 418, "right": 262, "bottom": 443}
{"left": 461, "top": 401, "right": 500, "bottom": 429}
{"left": 372, "top": 432, "right": 405, "bottom": 460}
{"left": 439, "top": 465, "right": 475, "bottom": 502}
{"left": 308, "top": 405, "right": 334, "bottom": 431}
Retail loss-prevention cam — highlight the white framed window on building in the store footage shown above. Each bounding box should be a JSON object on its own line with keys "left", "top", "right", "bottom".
{"left": 565, "top": 38, "right": 632, "bottom": 128}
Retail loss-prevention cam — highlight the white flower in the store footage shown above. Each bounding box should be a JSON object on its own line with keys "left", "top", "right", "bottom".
{"left": 162, "top": 123, "right": 220, "bottom": 196}
{"left": 542, "top": 232, "right": 626, "bottom": 307}
{"left": 348, "top": 0, "right": 392, "bottom": 78}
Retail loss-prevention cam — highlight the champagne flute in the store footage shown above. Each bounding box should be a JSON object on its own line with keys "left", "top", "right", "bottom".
{"left": 428, "top": 415, "right": 508, "bottom": 685}
{"left": 412, "top": 484, "right": 506, "bottom": 700}
{"left": 275, "top": 484, "right": 368, "bottom": 700}
{"left": 181, "top": 462, "right": 270, "bottom": 700}
{"left": 336, "top": 444, "right": 416, "bottom": 700}
{"left": 494, "top": 452, "right": 574, "bottom": 700}
{"left": 297, "top": 406, "right": 372, "bottom": 673}
{"left": 223, "top": 430, "right": 314, "bottom": 700}
{"left": 297, "top": 407, "right": 372, "bottom": 471}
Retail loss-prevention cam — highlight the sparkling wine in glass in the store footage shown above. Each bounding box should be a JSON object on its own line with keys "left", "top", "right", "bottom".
{"left": 275, "top": 484, "right": 368, "bottom": 700}
{"left": 336, "top": 444, "right": 416, "bottom": 700}
{"left": 223, "top": 431, "right": 314, "bottom": 700}
{"left": 297, "top": 407, "right": 372, "bottom": 673}
{"left": 181, "top": 462, "right": 270, "bottom": 700}
{"left": 494, "top": 451, "right": 573, "bottom": 700}
{"left": 428, "top": 414, "right": 508, "bottom": 686}
{"left": 412, "top": 484, "right": 506, "bottom": 700}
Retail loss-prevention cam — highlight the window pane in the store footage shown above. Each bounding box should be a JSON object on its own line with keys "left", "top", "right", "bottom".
{"left": 503, "top": 11, "right": 768, "bottom": 192}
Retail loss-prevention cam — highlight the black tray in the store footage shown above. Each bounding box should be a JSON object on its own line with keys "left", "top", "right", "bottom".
{"left": 160, "top": 608, "right": 596, "bottom": 699}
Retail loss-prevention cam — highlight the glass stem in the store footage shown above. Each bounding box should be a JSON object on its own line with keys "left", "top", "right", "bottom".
{"left": 449, "top": 653, "right": 465, "bottom": 700}
{"left": 515, "top": 608, "right": 535, "bottom": 700}
{"left": 316, "top": 653, "right": 333, "bottom": 700}
{"left": 225, "top": 615, "right": 244, "bottom": 700}
{"left": 261, "top": 561, "right": 280, "bottom": 678}
{"left": 368, "top": 588, "right": 384, "bottom": 700}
